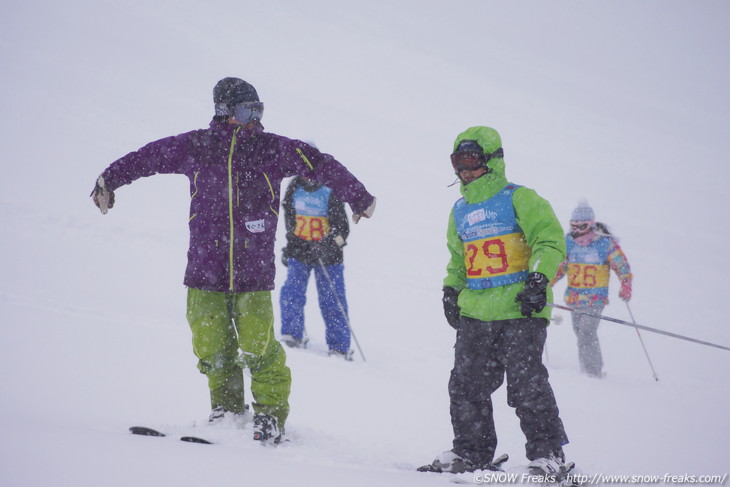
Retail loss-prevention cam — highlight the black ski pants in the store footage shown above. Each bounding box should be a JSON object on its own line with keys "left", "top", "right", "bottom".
{"left": 449, "top": 316, "right": 568, "bottom": 464}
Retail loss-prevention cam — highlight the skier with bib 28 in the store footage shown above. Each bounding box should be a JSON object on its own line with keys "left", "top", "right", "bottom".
{"left": 279, "top": 175, "right": 353, "bottom": 360}
{"left": 90, "top": 77, "right": 376, "bottom": 443}
{"left": 421, "top": 126, "right": 571, "bottom": 477}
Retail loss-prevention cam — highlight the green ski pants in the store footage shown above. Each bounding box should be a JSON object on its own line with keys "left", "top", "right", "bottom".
{"left": 186, "top": 288, "right": 291, "bottom": 426}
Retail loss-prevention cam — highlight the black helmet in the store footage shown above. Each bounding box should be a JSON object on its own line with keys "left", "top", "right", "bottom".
{"left": 213, "top": 77, "right": 260, "bottom": 117}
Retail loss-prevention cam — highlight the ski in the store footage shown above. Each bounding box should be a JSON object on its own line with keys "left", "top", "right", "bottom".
{"left": 180, "top": 435, "right": 214, "bottom": 444}
{"left": 417, "top": 453, "right": 509, "bottom": 473}
{"left": 129, "top": 426, "right": 213, "bottom": 445}
{"left": 129, "top": 426, "right": 165, "bottom": 437}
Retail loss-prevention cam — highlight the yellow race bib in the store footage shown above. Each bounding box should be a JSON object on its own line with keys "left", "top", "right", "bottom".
{"left": 295, "top": 215, "right": 330, "bottom": 241}
{"left": 567, "top": 262, "right": 610, "bottom": 289}
{"left": 464, "top": 232, "right": 531, "bottom": 279}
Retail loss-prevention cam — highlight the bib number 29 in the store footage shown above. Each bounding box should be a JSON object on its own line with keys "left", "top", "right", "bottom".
{"left": 466, "top": 238, "right": 509, "bottom": 276}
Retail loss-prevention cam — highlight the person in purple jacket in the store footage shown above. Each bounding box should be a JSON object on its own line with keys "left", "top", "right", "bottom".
{"left": 91, "top": 77, "right": 376, "bottom": 444}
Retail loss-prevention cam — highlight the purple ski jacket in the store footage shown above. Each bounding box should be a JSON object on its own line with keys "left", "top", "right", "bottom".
{"left": 100, "top": 120, "right": 375, "bottom": 293}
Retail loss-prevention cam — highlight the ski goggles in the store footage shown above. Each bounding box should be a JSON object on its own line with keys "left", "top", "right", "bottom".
{"left": 569, "top": 222, "right": 594, "bottom": 237}
{"left": 450, "top": 147, "right": 504, "bottom": 172}
{"left": 570, "top": 222, "right": 592, "bottom": 232}
{"left": 233, "top": 101, "right": 264, "bottom": 123}
{"left": 451, "top": 151, "right": 486, "bottom": 172}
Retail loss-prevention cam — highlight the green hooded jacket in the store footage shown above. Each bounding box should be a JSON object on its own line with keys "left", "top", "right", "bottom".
{"left": 444, "top": 126, "right": 566, "bottom": 322}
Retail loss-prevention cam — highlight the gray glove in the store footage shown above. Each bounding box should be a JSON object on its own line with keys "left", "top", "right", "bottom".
{"left": 353, "top": 197, "right": 376, "bottom": 223}
{"left": 91, "top": 176, "right": 114, "bottom": 214}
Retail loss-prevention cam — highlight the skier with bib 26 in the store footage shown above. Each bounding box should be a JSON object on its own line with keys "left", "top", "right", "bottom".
{"left": 90, "top": 77, "right": 376, "bottom": 443}
{"left": 551, "top": 202, "right": 633, "bottom": 378}
{"left": 421, "top": 126, "right": 571, "bottom": 477}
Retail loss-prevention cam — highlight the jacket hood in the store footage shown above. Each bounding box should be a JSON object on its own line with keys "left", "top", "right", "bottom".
{"left": 294, "top": 175, "right": 323, "bottom": 192}
{"left": 453, "top": 126, "right": 502, "bottom": 154}
{"left": 454, "top": 126, "right": 507, "bottom": 203}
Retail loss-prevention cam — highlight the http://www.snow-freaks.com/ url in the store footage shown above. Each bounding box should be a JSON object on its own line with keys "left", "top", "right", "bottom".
{"left": 474, "top": 471, "right": 728, "bottom": 485}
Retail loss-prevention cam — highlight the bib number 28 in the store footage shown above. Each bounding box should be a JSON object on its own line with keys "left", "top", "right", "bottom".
{"left": 295, "top": 215, "right": 327, "bottom": 241}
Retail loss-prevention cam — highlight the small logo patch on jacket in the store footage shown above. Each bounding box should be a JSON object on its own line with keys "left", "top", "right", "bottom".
{"left": 245, "top": 219, "right": 265, "bottom": 233}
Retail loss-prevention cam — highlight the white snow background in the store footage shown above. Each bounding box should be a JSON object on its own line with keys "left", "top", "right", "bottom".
{"left": 1, "top": 1, "right": 729, "bottom": 486}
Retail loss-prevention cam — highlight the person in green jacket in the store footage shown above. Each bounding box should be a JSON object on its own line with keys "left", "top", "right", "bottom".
{"left": 420, "top": 127, "right": 571, "bottom": 477}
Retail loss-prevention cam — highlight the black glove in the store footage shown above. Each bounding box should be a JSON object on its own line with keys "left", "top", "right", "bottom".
{"left": 515, "top": 272, "right": 549, "bottom": 318}
{"left": 442, "top": 287, "right": 462, "bottom": 330}
{"left": 281, "top": 248, "right": 289, "bottom": 267}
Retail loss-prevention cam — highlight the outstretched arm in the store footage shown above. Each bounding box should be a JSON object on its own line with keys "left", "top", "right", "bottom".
{"left": 90, "top": 134, "right": 190, "bottom": 213}
{"left": 279, "top": 139, "right": 376, "bottom": 221}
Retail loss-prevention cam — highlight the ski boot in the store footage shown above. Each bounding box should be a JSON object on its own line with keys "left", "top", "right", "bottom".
{"left": 528, "top": 452, "right": 576, "bottom": 484}
{"left": 252, "top": 413, "right": 284, "bottom": 444}
{"left": 281, "top": 334, "right": 309, "bottom": 349}
{"left": 208, "top": 405, "right": 250, "bottom": 425}
{"left": 328, "top": 349, "right": 354, "bottom": 361}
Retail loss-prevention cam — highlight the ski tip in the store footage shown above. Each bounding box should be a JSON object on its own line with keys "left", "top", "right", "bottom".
{"left": 129, "top": 426, "right": 166, "bottom": 437}
{"left": 493, "top": 453, "right": 509, "bottom": 467}
{"left": 180, "top": 436, "right": 213, "bottom": 445}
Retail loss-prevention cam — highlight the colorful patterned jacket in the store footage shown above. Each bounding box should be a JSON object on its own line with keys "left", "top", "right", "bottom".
{"left": 551, "top": 230, "right": 632, "bottom": 306}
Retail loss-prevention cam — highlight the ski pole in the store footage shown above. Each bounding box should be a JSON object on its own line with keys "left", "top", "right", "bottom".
{"left": 547, "top": 303, "right": 730, "bottom": 352}
{"left": 317, "top": 258, "right": 366, "bottom": 362}
{"left": 625, "top": 302, "right": 659, "bottom": 381}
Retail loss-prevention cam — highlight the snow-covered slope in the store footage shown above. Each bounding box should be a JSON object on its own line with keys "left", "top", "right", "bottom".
{"left": 2, "top": 1, "right": 729, "bottom": 486}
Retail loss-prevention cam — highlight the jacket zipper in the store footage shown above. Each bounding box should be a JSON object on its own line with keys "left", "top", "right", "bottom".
{"left": 227, "top": 127, "right": 242, "bottom": 291}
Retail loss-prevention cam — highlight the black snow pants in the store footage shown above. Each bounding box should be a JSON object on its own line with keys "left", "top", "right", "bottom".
{"left": 449, "top": 316, "right": 569, "bottom": 464}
